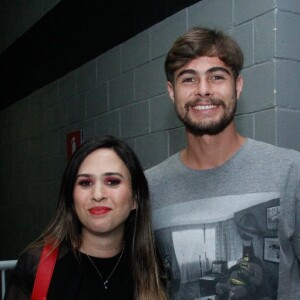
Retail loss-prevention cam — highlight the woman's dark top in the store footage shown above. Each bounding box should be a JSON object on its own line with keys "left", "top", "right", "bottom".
{"left": 4, "top": 245, "right": 134, "bottom": 300}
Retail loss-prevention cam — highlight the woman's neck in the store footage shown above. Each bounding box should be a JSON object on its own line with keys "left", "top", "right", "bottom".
{"left": 80, "top": 231, "right": 124, "bottom": 258}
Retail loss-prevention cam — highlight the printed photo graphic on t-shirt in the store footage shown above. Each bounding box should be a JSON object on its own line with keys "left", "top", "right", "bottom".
{"left": 153, "top": 192, "right": 280, "bottom": 300}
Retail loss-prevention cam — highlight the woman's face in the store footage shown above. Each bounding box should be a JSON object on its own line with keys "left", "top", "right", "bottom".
{"left": 73, "top": 148, "right": 136, "bottom": 240}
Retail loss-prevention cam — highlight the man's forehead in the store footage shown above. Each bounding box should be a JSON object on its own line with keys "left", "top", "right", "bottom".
{"left": 181, "top": 56, "right": 229, "bottom": 70}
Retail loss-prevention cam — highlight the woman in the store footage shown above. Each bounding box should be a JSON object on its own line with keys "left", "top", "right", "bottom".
{"left": 5, "top": 136, "right": 167, "bottom": 300}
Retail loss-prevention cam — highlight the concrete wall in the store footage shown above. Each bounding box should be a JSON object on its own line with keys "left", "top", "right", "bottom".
{"left": 0, "top": 0, "right": 300, "bottom": 259}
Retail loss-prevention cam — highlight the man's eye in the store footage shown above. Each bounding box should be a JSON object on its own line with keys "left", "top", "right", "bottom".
{"left": 182, "top": 77, "right": 195, "bottom": 83}
{"left": 105, "top": 177, "right": 121, "bottom": 186}
{"left": 211, "top": 75, "right": 225, "bottom": 80}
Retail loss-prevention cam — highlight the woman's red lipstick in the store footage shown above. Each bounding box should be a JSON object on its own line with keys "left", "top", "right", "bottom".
{"left": 89, "top": 206, "right": 111, "bottom": 215}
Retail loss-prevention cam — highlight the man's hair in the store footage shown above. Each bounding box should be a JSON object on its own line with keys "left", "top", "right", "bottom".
{"left": 165, "top": 27, "right": 244, "bottom": 82}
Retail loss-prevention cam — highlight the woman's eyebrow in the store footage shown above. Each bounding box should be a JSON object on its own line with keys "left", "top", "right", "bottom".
{"left": 76, "top": 172, "right": 124, "bottom": 178}
{"left": 76, "top": 173, "right": 94, "bottom": 179}
{"left": 103, "top": 172, "right": 124, "bottom": 178}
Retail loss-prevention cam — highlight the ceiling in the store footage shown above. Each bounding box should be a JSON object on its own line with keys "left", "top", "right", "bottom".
{"left": 0, "top": 0, "right": 200, "bottom": 111}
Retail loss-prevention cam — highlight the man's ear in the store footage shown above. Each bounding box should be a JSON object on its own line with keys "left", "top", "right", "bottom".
{"left": 167, "top": 81, "right": 175, "bottom": 103}
{"left": 236, "top": 75, "right": 243, "bottom": 100}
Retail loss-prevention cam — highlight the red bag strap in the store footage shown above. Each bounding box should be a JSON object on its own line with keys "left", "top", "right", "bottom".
{"left": 31, "top": 243, "right": 59, "bottom": 300}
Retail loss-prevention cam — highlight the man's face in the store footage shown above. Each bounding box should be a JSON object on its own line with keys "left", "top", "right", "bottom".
{"left": 167, "top": 56, "right": 243, "bottom": 136}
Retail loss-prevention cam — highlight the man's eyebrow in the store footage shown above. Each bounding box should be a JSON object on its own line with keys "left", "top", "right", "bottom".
{"left": 176, "top": 66, "right": 231, "bottom": 80}
{"left": 206, "top": 66, "right": 231, "bottom": 75}
{"left": 176, "top": 69, "right": 197, "bottom": 79}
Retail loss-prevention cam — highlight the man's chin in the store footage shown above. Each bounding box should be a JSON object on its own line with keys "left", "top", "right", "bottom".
{"left": 183, "top": 118, "right": 234, "bottom": 136}
{"left": 185, "top": 125, "right": 225, "bottom": 136}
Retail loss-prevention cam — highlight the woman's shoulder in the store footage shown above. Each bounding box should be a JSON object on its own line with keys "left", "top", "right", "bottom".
{"left": 17, "top": 243, "right": 70, "bottom": 276}
{"left": 5, "top": 244, "right": 71, "bottom": 300}
{"left": 4, "top": 248, "right": 41, "bottom": 299}
{"left": 17, "top": 247, "right": 42, "bottom": 273}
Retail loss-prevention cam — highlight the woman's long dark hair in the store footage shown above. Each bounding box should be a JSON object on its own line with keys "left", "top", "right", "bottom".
{"left": 28, "top": 135, "right": 167, "bottom": 299}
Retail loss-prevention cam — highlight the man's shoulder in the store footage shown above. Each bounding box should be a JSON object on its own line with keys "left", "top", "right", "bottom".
{"left": 249, "top": 139, "right": 300, "bottom": 161}
{"left": 145, "top": 152, "right": 180, "bottom": 178}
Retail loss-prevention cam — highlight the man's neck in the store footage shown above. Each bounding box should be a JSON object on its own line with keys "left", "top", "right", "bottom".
{"left": 181, "top": 123, "right": 245, "bottom": 170}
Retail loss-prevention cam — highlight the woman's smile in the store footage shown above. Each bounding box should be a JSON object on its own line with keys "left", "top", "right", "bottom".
{"left": 88, "top": 206, "right": 112, "bottom": 215}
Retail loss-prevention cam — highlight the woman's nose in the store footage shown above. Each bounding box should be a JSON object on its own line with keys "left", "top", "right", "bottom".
{"left": 92, "top": 183, "right": 106, "bottom": 202}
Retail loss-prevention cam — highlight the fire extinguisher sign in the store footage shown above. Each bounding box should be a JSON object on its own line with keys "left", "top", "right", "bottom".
{"left": 67, "top": 130, "right": 83, "bottom": 160}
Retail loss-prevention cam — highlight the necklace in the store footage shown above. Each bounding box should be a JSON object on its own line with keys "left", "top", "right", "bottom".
{"left": 85, "top": 242, "right": 125, "bottom": 290}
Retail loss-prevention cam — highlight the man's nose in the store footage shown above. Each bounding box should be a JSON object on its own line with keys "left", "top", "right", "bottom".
{"left": 196, "top": 79, "right": 212, "bottom": 98}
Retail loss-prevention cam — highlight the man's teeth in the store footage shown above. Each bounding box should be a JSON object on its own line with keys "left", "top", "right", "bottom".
{"left": 193, "top": 104, "right": 216, "bottom": 110}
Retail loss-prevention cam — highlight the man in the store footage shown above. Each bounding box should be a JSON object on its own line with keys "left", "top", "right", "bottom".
{"left": 145, "top": 27, "right": 300, "bottom": 300}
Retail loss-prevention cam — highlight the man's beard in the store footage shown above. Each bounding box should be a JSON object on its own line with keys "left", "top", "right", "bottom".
{"left": 175, "top": 97, "right": 237, "bottom": 136}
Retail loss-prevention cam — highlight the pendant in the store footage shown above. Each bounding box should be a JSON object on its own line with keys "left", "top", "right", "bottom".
{"left": 104, "top": 280, "right": 108, "bottom": 290}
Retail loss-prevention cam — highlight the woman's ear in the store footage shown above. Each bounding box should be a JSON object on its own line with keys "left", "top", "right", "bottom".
{"left": 131, "top": 198, "right": 137, "bottom": 210}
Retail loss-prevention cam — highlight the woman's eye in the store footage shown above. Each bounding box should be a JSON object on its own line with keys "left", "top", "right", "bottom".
{"left": 78, "top": 179, "right": 93, "bottom": 187}
{"left": 105, "top": 177, "right": 121, "bottom": 186}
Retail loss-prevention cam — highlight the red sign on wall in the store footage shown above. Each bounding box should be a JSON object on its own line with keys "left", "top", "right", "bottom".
{"left": 67, "top": 130, "right": 83, "bottom": 160}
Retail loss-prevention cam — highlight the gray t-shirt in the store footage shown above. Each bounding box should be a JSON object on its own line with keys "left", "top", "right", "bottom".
{"left": 146, "top": 138, "right": 300, "bottom": 300}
